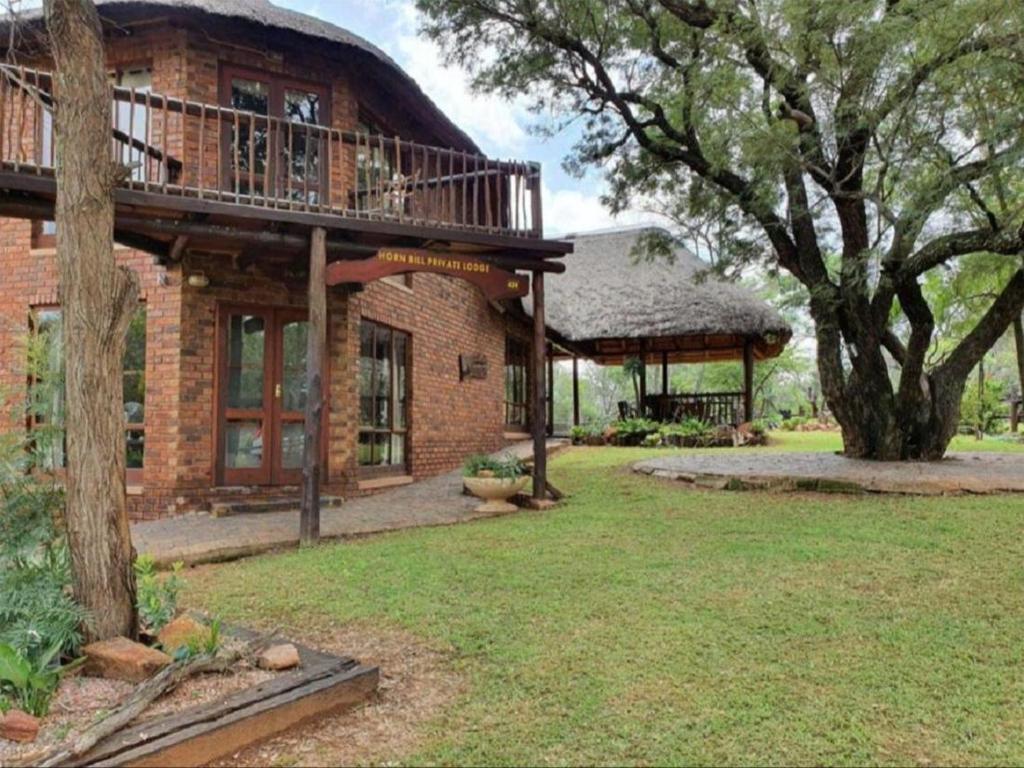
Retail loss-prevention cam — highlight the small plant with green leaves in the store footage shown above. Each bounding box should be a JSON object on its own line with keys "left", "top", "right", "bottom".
{"left": 135, "top": 555, "right": 185, "bottom": 635}
{"left": 780, "top": 416, "right": 809, "bottom": 432}
{"left": 642, "top": 433, "right": 663, "bottom": 448}
{"left": 0, "top": 641, "right": 84, "bottom": 717}
{"left": 463, "top": 454, "right": 527, "bottom": 479}
{"left": 611, "top": 418, "right": 660, "bottom": 445}
{"left": 172, "top": 618, "right": 223, "bottom": 662}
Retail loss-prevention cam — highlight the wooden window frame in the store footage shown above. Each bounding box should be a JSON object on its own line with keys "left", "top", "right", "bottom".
{"left": 27, "top": 304, "right": 147, "bottom": 484}
{"left": 505, "top": 334, "right": 530, "bottom": 428}
{"left": 358, "top": 319, "right": 411, "bottom": 478}
{"left": 218, "top": 64, "right": 331, "bottom": 200}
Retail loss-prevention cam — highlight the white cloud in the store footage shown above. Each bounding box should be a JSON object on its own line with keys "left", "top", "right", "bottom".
{"left": 542, "top": 184, "right": 668, "bottom": 238}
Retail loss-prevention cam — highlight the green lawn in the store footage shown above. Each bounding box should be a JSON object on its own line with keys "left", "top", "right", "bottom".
{"left": 187, "top": 436, "right": 1024, "bottom": 766}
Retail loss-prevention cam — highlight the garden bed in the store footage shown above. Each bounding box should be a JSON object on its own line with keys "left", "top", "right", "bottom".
{"left": 1, "top": 627, "right": 378, "bottom": 768}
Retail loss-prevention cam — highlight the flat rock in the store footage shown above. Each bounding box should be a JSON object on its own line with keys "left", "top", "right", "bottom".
{"left": 83, "top": 636, "right": 172, "bottom": 683}
{"left": 257, "top": 643, "right": 301, "bottom": 671}
{"left": 157, "top": 614, "right": 210, "bottom": 655}
{"left": 1, "top": 709, "right": 41, "bottom": 743}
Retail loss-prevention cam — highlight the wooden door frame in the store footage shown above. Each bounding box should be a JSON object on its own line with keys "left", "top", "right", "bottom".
{"left": 214, "top": 302, "right": 331, "bottom": 487}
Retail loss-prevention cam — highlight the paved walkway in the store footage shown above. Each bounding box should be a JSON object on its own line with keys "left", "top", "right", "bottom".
{"left": 634, "top": 451, "right": 1024, "bottom": 495}
{"left": 134, "top": 440, "right": 567, "bottom": 566}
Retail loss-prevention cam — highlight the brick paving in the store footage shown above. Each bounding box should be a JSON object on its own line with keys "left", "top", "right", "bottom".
{"left": 635, "top": 451, "right": 1024, "bottom": 495}
{"left": 133, "top": 440, "right": 567, "bottom": 566}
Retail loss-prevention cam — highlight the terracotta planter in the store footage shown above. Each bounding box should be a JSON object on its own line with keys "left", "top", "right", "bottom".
{"left": 463, "top": 475, "right": 529, "bottom": 513}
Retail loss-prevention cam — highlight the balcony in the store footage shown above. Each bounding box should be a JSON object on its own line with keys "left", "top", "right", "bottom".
{"left": 0, "top": 64, "right": 566, "bottom": 263}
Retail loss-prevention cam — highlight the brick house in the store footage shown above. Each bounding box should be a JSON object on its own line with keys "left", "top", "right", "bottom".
{"left": 0, "top": 0, "right": 569, "bottom": 520}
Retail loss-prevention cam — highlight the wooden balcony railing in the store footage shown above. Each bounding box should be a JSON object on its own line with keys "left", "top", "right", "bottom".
{"left": 0, "top": 64, "right": 543, "bottom": 238}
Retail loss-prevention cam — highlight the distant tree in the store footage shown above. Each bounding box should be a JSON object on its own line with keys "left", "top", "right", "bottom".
{"left": 418, "top": 0, "right": 1024, "bottom": 459}
{"left": 44, "top": 0, "right": 139, "bottom": 641}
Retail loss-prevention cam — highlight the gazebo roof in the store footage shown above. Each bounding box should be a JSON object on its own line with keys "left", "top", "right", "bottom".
{"left": 532, "top": 226, "right": 792, "bottom": 363}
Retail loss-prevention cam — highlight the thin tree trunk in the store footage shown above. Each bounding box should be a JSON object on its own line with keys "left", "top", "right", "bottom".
{"left": 1014, "top": 315, "right": 1024, "bottom": 432}
{"left": 45, "top": 0, "right": 139, "bottom": 642}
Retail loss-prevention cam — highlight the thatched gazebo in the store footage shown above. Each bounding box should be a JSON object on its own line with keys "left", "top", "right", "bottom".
{"left": 539, "top": 227, "right": 792, "bottom": 426}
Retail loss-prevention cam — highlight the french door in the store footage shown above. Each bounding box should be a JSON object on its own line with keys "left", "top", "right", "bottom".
{"left": 216, "top": 306, "right": 310, "bottom": 486}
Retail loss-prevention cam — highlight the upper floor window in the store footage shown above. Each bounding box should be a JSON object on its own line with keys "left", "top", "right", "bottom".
{"left": 220, "top": 66, "right": 328, "bottom": 201}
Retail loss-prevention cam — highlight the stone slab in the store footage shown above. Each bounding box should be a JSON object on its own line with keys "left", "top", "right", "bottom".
{"left": 634, "top": 451, "right": 1024, "bottom": 496}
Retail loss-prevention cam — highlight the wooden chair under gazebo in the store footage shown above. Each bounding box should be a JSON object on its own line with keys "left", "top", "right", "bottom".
{"left": 537, "top": 227, "right": 792, "bottom": 428}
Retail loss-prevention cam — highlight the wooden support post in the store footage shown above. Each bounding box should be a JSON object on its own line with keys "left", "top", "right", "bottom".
{"left": 661, "top": 351, "right": 669, "bottom": 395}
{"left": 546, "top": 344, "right": 554, "bottom": 437}
{"left": 572, "top": 356, "right": 580, "bottom": 428}
{"left": 743, "top": 339, "right": 755, "bottom": 424}
{"left": 638, "top": 340, "right": 647, "bottom": 418}
{"left": 531, "top": 271, "right": 547, "bottom": 501}
{"left": 300, "top": 227, "right": 327, "bottom": 546}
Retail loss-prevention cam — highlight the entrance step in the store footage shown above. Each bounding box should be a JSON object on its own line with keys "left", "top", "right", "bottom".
{"left": 211, "top": 495, "right": 345, "bottom": 518}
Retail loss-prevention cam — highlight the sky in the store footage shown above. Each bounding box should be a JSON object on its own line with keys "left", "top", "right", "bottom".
{"left": 286, "top": 0, "right": 660, "bottom": 238}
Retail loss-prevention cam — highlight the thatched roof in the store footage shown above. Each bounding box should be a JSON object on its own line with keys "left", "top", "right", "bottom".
{"left": 6, "top": 0, "right": 479, "bottom": 152}
{"left": 531, "top": 227, "right": 791, "bottom": 362}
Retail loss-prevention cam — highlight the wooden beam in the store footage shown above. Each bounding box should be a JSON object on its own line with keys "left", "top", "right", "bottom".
{"left": 300, "top": 227, "right": 328, "bottom": 546}
{"left": 743, "top": 339, "right": 755, "bottom": 423}
{"left": 572, "top": 356, "right": 580, "bottom": 428}
{"left": 661, "top": 351, "right": 669, "bottom": 395}
{"left": 531, "top": 271, "right": 547, "bottom": 501}
{"left": 168, "top": 235, "right": 189, "bottom": 263}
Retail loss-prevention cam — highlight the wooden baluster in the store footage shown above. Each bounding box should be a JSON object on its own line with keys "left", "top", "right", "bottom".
{"left": 0, "top": 71, "right": 7, "bottom": 166}
{"left": 473, "top": 154, "right": 480, "bottom": 229}
{"left": 420, "top": 143, "right": 428, "bottom": 223}
{"left": 376, "top": 133, "right": 386, "bottom": 219}
{"left": 248, "top": 112, "right": 256, "bottom": 204}
{"left": 177, "top": 99, "right": 185, "bottom": 193}
{"left": 286, "top": 119, "right": 294, "bottom": 208}
{"left": 29, "top": 70, "right": 39, "bottom": 172}
{"left": 352, "top": 131, "right": 361, "bottom": 216}
{"left": 461, "top": 151, "right": 467, "bottom": 227}
{"left": 233, "top": 110, "right": 240, "bottom": 202}
{"left": 161, "top": 94, "right": 169, "bottom": 193}
{"left": 14, "top": 75, "right": 25, "bottom": 170}
{"left": 434, "top": 148, "right": 443, "bottom": 223}
{"left": 325, "top": 127, "right": 332, "bottom": 213}
{"left": 266, "top": 113, "right": 274, "bottom": 204}
{"left": 198, "top": 102, "right": 205, "bottom": 199}
{"left": 216, "top": 105, "right": 223, "bottom": 201}
{"left": 448, "top": 149, "right": 456, "bottom": 226}
{"left": 484, "top": 157, "right": 492, "bottom": 229}
{"left": 394, "top": 134, "right": 402, "bottom": 222}
{"left": 496, "top": 160, "right": 504, "bottom": 233}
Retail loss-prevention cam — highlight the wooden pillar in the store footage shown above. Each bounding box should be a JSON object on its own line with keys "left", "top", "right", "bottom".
{"left": 546, "top": 344, "right": 555, "bottom": 437}
{"left": 661, "top": 351, "right": 669, "bottom": 395}
{"left": 743, "top": 339, "right": 755, "bottom": 424}
{"left": 572, "top": 355, "right": 581, "bottom": 428}
{"left": 638, "top": 340, "right": 647, "bottom": 417}
{"left": 532, "top": 271, "right": 547, "bottom": 501}
{"left": 300, "top": 227, "right": 327, "bottom": 546}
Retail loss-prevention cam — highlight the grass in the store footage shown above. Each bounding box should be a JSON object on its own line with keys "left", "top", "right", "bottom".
{"left": 186, "top": 434, "right": 1024, "bottom": 766}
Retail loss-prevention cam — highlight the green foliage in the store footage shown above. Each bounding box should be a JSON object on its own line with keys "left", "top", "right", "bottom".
{"left": 172, "top": 617, "right": 223, "bottom": 662}
{"left": 781, "top": 416, "right": 810, "bottom": 432}
{"left": 659, "top": 417, "right": 716, "bottom": 446}
{"left": 642, "top": 433, "right": 663, "bottom": 448}
{"left": 463, "top": 454, "right": 528, "bottom": 479}
{"left": 0, "top": 427, "right": 86, "bottom": 664}
{"left": 0, "top": 641, "right": 83, "bottom": 717}
{"left": 135, "top": 556, "right": 185, "bottom": 634}
{"left": 611, "top": 418, "right": 661, "bottom": 445}
{"left": 961, "top": 378, "right": 1009, "bottom": 435}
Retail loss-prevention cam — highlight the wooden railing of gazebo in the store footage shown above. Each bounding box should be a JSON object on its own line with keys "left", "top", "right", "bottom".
{"left": 0, "top": 64, "right": 543, "bottom": 238}
{"left": 643, "top": 392, "right": 745, "bottom": 426}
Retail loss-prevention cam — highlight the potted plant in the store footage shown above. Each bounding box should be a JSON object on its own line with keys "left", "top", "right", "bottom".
{"left": 463, "top": 454, "right": 529, "bottom": 513}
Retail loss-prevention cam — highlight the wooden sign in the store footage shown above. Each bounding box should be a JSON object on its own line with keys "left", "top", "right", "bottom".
{"left": 325, "top": 248, "right": 529, "bottom": 301}
{"left": 459, "top": 354, "right": 489, "bottom": 381}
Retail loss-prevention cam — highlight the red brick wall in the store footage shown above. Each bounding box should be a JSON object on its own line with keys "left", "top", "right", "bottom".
{"left": 0, "top": 20, "right": 532, "bottom": 520}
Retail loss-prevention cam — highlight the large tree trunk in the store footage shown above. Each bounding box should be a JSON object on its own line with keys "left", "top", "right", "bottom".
{"left": 1014, "top": 315, "right": 1024, "bottom": 431}
{"left": 45, "top": 0, "right": 139, "bottom": 642}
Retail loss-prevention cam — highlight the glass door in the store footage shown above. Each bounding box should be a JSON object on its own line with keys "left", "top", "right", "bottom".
{"left": 271, "top": 313, "right": 308, "bottom": 485}
{"left": 217, "top": 306, "right": 312, "bottom": 486}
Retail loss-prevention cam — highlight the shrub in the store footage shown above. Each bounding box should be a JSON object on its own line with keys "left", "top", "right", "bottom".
{"left": 642, "top": 433, "right": 663, "bottom": 448}
{"left": 780, "top": 416, "right": 808, "bottom": 431}
{"left": 0, "top": 640, "right": 84, "bottom": 717}
{"left": 463, "top": 454, "right": 527, "bottom": 479}
{"left": 611, "top": 418, "right": 660, "bottom": 445}
{"left": 961, "top": 379, "right": 1008, "bottom": 435}
{"left": 135, "top": 555, "right": 185, "bottom": 635}
{"left": 0, "top": 434, "right": 87, "bottom": 663}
